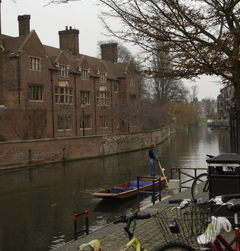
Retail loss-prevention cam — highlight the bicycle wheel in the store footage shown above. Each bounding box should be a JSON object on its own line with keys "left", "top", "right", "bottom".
{"left": 154, "top": 242, "right": 196, "bottom": 251}
{"left": 191, "top": 173, "right": 209, "bottom": 202}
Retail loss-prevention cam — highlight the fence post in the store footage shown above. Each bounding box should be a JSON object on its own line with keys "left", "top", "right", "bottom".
{"left": 152, "top": 179, "right": 155, "bottom": 204}
{"left": 73, "top": 211, "right": 89, "bottom": 240}
{"left": 85, "top": 211, "right": 89, "bottom": 235}
{"left": 137, "top": 176, "right": 140, "bottom": 211}
{"left": 74, "top": 214, "right": 77, "bottom": 240}
{"left": 158, "top": 177, "right": 161, "bottom": 202}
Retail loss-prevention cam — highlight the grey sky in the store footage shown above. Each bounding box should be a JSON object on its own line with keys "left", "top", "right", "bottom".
{"left": 2, "top": 0, "right": 224, "bottom": 100}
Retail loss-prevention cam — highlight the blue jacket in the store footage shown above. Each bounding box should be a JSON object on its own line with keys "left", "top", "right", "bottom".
{"left": 148, "top": 148, "right": 159, "bottom": 162}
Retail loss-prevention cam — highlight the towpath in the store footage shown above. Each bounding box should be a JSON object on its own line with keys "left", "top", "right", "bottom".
{"left": 51, "top": 188, "right": 234, "bottom": 251}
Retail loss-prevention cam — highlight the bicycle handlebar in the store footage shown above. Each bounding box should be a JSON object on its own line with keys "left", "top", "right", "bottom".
{"left": 114, "top": 212, "right": 151, "bottom": 224}
{"left": 222, "top": 193, "right": 240, "bottom": 202}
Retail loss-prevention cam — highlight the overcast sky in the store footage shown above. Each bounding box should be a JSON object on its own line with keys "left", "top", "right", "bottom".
{"left": 2, "top": 0, "right": 224, "bottom": 100}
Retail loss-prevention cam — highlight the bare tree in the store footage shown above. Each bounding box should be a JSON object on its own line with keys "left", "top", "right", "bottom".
{"left": 96, "top": 0, "right": 240, "bottom": 150}
{"left": 57, "top": 104, "right": 75, "bottom": 137}
{"left": 153, "top": 77, "right": 189, "bottom": 104}
{"left": 190, "top": 85, "right": 199, "bottom": 103}
{"left": 6, "top": 107, "right": 47, "bottom": 140}
{"left": 138, "top": 98, "right": 170, "bottom": 130}
{"left": 110, "top": 99, "right": 140, "bottom": 132}
{"left": 45, "top": 0, "right": 79, "bottom": 5}
{"left": 151, "top": 46, "right": 189, "bottom": 104}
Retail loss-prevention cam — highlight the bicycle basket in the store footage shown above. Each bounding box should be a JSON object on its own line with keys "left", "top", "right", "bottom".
{"left": 154, "top": 204, "right": 207, "bottom": 246}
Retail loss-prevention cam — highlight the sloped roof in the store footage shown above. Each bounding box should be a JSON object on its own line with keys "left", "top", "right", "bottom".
{"left": 2, "top": 31, "right": 136, "bottom": 80}
{"left": 3, "top": 35, "right": 27, "bottom": 55}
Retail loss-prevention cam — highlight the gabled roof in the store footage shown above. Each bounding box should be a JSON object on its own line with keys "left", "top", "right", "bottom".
{"left": 77, "top": 56, "right": 90, "bottom": 70}
{"left": 2, "top": 31, "right": 137, "bottom": 81}
{"left": 3, "top": 35, "right": 28, "bottom": 56}
{"left": 3, "top": 30, "right": 44, "bottom": 58}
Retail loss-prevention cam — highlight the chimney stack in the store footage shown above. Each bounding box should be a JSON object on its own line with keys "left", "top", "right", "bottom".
{"left": 18, "top": 15, "right": 30, "bottom": 36}
{"left": 101, "top": 43, "right": 118, "bottom": 63}
{"left": 59, "top": 26, "right": 79, "bottom": 56}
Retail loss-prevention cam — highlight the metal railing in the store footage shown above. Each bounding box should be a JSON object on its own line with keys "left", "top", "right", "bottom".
{"left": 74, "top": 211, "right": 89, "bottom": 240}
{"left": 171, "top": 167, "right": 207, "bottom": 191}
{"left": 137, "top": 176, "right": 161, "bottom": 210}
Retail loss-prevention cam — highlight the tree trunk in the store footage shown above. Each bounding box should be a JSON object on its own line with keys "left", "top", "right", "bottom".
{"left": 234, "top": 82, "right": 240, "bottom": 153}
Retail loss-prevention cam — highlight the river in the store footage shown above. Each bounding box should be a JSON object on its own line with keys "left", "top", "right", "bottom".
{"left": 0, "top": 125, "right": 231, "bottom": 251}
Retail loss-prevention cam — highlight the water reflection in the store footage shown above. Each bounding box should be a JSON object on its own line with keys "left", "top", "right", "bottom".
{"left": 0, "top": 125, "right": 230, "bottom": 251}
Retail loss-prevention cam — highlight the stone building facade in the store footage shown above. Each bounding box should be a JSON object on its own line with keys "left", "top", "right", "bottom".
{"left": 217, "top": 84, "right": 235, "bottom": 121}
{"left": 0, "top": 13, "right": 140, "bottom": 141}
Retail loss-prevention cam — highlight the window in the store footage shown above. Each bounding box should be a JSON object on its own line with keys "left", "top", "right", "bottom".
{"left": 100, "top": 115, "right": 108, "bottom": 128}
{"left": 100, "top": 73, "right": 106, "bottom": 83}
{"left": 58, "top": 115, "right": 72, "bottom": 130}
{"left": 97, "top": 92, "right": 110, "bottom": 106}
{"left": 81, "top": 69, "right": 88, "bottom": 80}
{"left": 28, "top": 85, "right": 43, "bottom": 101}
{"left": 55, "top": 87, "right": 73, "bottom": 104}
{"left": 129, "top": 95, "right": 136, "bottom": 105}
{"left": 114, "top": 84, "right": 118, "bottom": 93}
{"left": 80, "top": 91, "right": 90, "bottom": 105}
{"left": 80, "top": 116, "right": 92, "bottom": 129}
{"left": 59, "top": 65, "right": 68, "bottom": 77}
{"left": 130, "top": 77, "right": 135, "bottom": 86}
{"left": 29, "top": 57, "right": 40, "bottom": 71}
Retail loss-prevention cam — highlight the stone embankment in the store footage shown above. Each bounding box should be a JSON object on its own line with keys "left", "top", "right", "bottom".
{"left": 0, "top": 126, "right": 176, "bottom": 170}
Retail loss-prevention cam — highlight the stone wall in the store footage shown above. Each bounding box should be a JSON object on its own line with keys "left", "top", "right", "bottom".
{"left": 0, "top": 126, "right": 173, "bottom": 170}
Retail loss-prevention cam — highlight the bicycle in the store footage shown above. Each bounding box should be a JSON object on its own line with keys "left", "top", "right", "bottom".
{"left": 154, "top": 194, "right": 240, "bottom": 251}
{"left": 153, "top": 199, "right": 207, "bottom": 251}
{"left": 191, "top": 171, "right": 209, "bottom": 202}
{"left": 191, "top": 154, "right": 215, "bottom": 202}
{"left": 113, "top": 211, "right": 151, "bottom": 251}
{"left": 196, "top": 193, "right": 240, "bottom": 251}
{"left": 114, "top": 210, "right": 196, "bottom": 251}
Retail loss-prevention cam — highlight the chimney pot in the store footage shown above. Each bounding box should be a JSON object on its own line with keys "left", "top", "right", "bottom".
{"left": 65, "top": 26, "right": 68, "bottom": 30}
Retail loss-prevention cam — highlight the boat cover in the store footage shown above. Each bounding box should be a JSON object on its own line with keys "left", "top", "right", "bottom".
{"left": 109, "top": 181, "right": 152, "bottom": 194}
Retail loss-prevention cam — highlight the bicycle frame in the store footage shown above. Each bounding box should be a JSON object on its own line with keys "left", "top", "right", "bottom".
{"left": 205, "top": 211, "right": 240, "bottom": 251}
{"left": 121, "top": 235, "right": 147, "bottom": 251}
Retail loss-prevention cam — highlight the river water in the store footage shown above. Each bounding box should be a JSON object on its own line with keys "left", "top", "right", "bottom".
{"left": 0, "top": 125, "right": 231, "bottom": 251}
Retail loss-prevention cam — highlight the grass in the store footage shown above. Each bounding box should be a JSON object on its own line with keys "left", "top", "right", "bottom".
{"left": 198, "top": 118, "right": 208, "bottom": 125}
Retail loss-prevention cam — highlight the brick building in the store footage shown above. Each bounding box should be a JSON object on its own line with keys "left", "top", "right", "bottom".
{"left": 217, "top": 84, "right": 235, "bottom": 121}
{"left": 0, "top": 13, "right": 139, "bottom": 140}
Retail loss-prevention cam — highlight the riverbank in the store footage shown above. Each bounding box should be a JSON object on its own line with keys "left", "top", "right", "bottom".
{"left": 50, "top": 187, "right": 234, "bottom": 251}
{"left": 0, "top": 126, "right": 176, "bottom": 170}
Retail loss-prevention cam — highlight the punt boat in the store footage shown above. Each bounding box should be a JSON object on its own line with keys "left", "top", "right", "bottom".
{"left": 93, "top": 177, "right": 166, "bottom": 199}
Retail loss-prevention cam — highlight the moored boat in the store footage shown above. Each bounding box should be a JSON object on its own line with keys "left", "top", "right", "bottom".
{"left": 93, "top": 177, "right": 166, "bottom": 199}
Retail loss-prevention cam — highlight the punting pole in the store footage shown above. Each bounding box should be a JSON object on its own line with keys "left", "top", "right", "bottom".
{"left": 158, "top": 162, "right": 172, "bottom": 191}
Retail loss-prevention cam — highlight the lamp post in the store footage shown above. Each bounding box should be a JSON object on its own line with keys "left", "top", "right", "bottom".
{"left": 81, "top": 101, "right": 86, "bottom": 136}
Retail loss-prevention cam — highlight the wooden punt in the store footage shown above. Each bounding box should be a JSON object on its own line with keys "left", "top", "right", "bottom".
{"left": 93, "top": 177, "right": 166, "bottom": 199}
